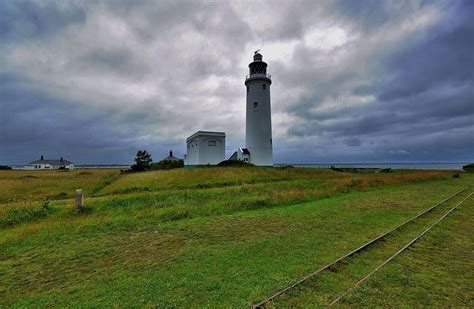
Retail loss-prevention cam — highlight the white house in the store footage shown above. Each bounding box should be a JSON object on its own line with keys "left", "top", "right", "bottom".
{"left": 184, "top": 131, "right": 225, "bottom": 166}
{"left": 25, "top": 156, "right": 74, "bottom": 170}
{"left": 229, "top": 148, "right": 250, "bottom": 163}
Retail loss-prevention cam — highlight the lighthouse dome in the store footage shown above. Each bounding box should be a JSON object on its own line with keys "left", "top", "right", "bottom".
{"left": 253, "top": 52, "right": 263, "bottom": 61}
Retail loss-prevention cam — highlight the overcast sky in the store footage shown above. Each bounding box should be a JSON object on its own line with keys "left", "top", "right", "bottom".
{"left": 1, "top": 0, "right": 473, "bottom": 165}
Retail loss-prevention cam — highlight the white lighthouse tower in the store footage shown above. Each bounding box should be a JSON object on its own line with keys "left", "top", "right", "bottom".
{"left": 245, "top": 51, "right": 273, "bottom": 166}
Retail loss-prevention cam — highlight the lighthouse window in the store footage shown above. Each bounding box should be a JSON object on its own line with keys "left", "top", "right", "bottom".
{"left": 208, "top": 140, "right": 216, "bottom": 146}
{"left": 253, "top": 102, "right": 258, "bottom": 109}
{"left": 247, "top": 86, "right": 249, "bottom": 93}
{"left": 262, "top": 84, "right": 266, "bottom": 90}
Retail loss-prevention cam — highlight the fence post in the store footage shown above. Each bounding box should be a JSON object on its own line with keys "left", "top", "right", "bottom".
{"left": 75, "top": 189, "right": 83, "bottom": 211}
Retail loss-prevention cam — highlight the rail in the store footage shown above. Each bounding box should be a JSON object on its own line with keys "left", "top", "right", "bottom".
{"left": 329, "top": 191, "right": 473, "bottom": 306}
{"left": 250, "top": 188, "right": 466, "bottom": 308}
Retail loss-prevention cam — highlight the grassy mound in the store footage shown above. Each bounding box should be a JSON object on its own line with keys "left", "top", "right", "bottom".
{"left": 217, "top": 159, "right": 254, "bottom": 167}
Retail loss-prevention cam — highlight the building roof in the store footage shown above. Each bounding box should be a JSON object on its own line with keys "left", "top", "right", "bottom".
{"left": 186, "top": 131, "right": 226, "bottom": 142}
{"left": 240, "top": 148, "right": 250, "bottom": 155}
{"left": 28, "top": 158, "right": 73, "bottom": 165}
{"left": 161, "top": 151, "right": 181, "bottom": 162}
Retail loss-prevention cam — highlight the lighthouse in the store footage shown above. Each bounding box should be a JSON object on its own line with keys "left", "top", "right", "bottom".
{"left": 186, "top": 51, "right": 274, "bottom": 167}
{"left": 245, "top": 51, "right": 273, "bottom": 166}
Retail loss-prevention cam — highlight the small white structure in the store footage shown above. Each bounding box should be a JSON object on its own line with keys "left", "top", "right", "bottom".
{"left": 229, "top": 148, "right": 250, "bottom": 163}
{"left": 184, "top": 131, "right": 225, "bottom": 166}
{"left": 244, "top": 51, "right": 273, "bottom": 166}
{"left": 25, "top": 156, "right": 74, "bottom": 170}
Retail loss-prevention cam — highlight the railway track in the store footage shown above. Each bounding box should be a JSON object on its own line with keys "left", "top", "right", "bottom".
{"left": 251, "top": 188, "right": 470, "bottom": 308}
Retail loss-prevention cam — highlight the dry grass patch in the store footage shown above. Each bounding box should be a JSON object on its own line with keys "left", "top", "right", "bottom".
{"left": 0, "top": 169, "right": 120, "bottom": 204}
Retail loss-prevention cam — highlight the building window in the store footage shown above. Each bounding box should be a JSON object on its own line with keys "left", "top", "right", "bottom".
{"left": 254, "top": 102, "right": 258, "bottom": 109}
{"left": 208, "top": 140, "right": 216, "bottom": 146}
{"left": 262, "top": 84, "right": 266, "bottom": 90}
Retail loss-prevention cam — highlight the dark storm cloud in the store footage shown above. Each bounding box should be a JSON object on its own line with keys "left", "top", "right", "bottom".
{"left": 0, "top": 0, "right": 86, "bottom": 43}
{"left": 281, "top": 0, "right": 473, "bottom": 162}
{"left": 78, "top": 49, "right": 148, "bottom": 77}
{"left": 0, "top": 0, "right": 472, "bottom": 165}
{"left": 0, "top": 73, "right": 139, "bottom": 164}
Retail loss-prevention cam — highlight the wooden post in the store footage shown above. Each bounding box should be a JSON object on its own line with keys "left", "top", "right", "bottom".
{"left": 75, "top": 189, "right": 83, "bottom": 211}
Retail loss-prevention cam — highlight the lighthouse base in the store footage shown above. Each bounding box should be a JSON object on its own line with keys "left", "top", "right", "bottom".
{"left": 247, "top": 147, "right": 273, "bottom": 167}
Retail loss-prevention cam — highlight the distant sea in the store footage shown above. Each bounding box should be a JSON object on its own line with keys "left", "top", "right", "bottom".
{"left": 275, "top": 163, "right": 467, "bottom": 170}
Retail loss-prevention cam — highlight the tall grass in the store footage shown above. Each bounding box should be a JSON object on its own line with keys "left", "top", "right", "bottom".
{"left": 0, "top": 200, "right": 51, "bottom": 227}
{"left": 79, "top": 169, "right": 449, "bottom": 224}
{"left": 0, "top": 169, "right": 120, "bottom": 204}
{"left": 0, "top": 168, "right": 448, "bottom": 228}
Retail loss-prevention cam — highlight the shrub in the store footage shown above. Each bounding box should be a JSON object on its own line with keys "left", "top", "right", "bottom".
{"left": 0, "top": 202, "right": 50, "bottom": 227}
{"left": 131, "top": 150, "right": 153, "bottom": 171}
{"left": 217, "top": 160, "right": 254, "bottom": 167}
{"left": 0, "top": 165, "right": 12, "bottom": 170}
{"left": 463, "top": 163, "right": 474, "bottom": 173}
{"left": 49, "top": 192, "right": 68, "bottom": 200}
{"left": 150, "top": 160, "right": 184, "bottom": 170}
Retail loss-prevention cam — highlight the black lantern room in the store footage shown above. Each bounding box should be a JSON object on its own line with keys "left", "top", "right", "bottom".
{"left": 249, "top": 51, "right": 267, "bottom": 75}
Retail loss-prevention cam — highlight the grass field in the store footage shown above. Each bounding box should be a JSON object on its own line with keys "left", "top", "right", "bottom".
{"left": 0, "top": 167, "right": 472, "bottom": 307}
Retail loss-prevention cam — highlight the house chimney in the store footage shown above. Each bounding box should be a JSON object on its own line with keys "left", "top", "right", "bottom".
{"left": 41, "top": 155, "right": 44, "bottom": 161}
{"left": 169, "top": 150, "right": 173, "bottom": 157}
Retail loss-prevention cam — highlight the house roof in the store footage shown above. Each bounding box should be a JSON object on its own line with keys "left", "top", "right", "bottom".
{"left": 240, "top": 148, "right": 250, "bottom": 155}
{"left": 228, "top": 151, "right": 238, "bottom": 160}
{"left": 161, "top": 151, "right": 181, "bottom": 162}
{"left": 28, "top": 159, "right": 73, "bottom": 165}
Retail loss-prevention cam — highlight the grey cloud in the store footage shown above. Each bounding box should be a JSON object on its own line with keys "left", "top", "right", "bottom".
{"left": 0, "top": 0, "right": 473, "bottom": 165}
{"left": 78, "top": 49, "right": 146, "bottom": 77}
{"left": 281, "top": 0, "right": 473, "bottom": 162}
{"left": 0, "top": 0, "right": 86, "bottom": 43}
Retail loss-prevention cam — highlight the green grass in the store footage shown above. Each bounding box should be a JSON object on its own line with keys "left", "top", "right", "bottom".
{"left": 0, "top": 167, "right": 472, "bottom": 307}
{"left": 268, "top": 190, "right": 472, "bottom": 307}
{"left": 341, "top": 195, "right": 474, "bottom": 306}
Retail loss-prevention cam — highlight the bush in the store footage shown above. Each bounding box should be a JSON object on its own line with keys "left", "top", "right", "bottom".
{"left": 131, "top": 150, "right": 153, "bottom": 171}
{"left": 463, "top": 163, "right": 474, "bottom": 173}
{"left": 217, "top": 160, "right": 254, "bottom": 167}
{"left": 0, "top": 165, "right": 12, "bottom": 170}
{"left": 150, "top": 160, "right": 184, "bottom": 170}
{"left": 275, "top": 165, "right": 295, "bottom": 170}
{"left": 49, "top": 192, "right": 68, "bottom": 200}
{"left": 0, "top": 202, "right": 50, "bottom": 227}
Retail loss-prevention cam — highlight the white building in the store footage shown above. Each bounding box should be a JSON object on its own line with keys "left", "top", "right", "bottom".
{"left": 229, "top": 147, "right": 250, "bottom": 163}
{"left": 244, "top": 51, "right": 273, "bottom": 166}
{"left": 184, "top": 131, "right": 225, "bottom": 166}
{"left": 25, "top": 156, "right": 74, "bottom": 170}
